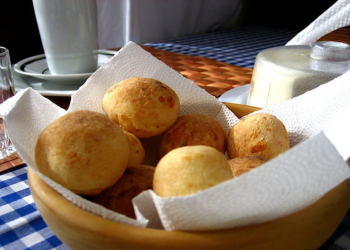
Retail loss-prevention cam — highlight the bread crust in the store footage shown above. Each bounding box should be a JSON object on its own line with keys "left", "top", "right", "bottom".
{"left": 35, "top": 110, "right": 129, "bottom": 196}
{"left": 102, "top": 77, "right": 180, "bottom": 138}
{"left": 227, "top": 113, "right": 290, "bottom": 160}
{"left": 228, "top": 156, "right": 267, "bottom": 177}
{"left": 153, "top": 145, "right": 232, "bottom": 197}
{"left": 94, "top": 165, "right": 155, "bottom": 218}
{"left": 159, "top": 114, "right": 227, "bottom": 158}
{"left": 124, "top": 130, "right": 145, "bottom": 166}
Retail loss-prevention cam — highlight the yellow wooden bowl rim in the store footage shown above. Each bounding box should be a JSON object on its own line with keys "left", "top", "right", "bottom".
{"left": 28, "top": 168, "right": 350, "bottom": 250}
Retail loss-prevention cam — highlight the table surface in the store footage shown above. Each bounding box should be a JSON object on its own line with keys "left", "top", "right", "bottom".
{"left": 1, "top": 26, "right": 350, "bottom": 250}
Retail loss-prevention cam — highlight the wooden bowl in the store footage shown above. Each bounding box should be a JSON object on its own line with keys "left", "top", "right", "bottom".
{"left": 28, "top": 103, "right": 350, "bottom": 250}
{"left": 28, "top": 116, "right": 350, "bottom": 250}
{"left": 28, "top": 169, "right": 350, "bottom": 250}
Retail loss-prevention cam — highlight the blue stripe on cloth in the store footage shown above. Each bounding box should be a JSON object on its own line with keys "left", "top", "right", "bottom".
{"left": 1, "top": 189, "right": 31, "bottom": 205}
{"left": 1, "top": 217, "right": 66, "bottom": 250}
{"left": 0, "top": 229, "right": 23, "bottom": 249}
{"left": 145, "top": 26, "right": 299, "bottom": 68}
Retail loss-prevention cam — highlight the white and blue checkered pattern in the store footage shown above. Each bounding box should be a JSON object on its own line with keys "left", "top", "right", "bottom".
{"left": 1, "top": 26, "right": 349, "bottom": 250}
{"left": 145, "top": 26, "right": 299, "bottom": 68}
{"left": 0, "top": 166, "right": 68, "bottom": 250}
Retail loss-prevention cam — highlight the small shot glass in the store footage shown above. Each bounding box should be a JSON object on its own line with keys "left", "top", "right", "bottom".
{"left": 0, "top": 46, "right": 16, "bottom": 159}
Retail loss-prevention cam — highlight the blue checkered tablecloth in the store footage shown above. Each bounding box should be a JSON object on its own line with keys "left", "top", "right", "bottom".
{"left": 145, "top": 26, "right": 299, "bottom": 68}
{"left": 1, "top": 26, "right": 350, "bottom": 250}
{"left": 0, "top": 166, "right": 68, "bottom": 250}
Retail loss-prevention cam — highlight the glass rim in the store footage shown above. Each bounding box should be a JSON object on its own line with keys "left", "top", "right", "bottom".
{"left": 0, "top": 46, "right": 9, "bottom": 57}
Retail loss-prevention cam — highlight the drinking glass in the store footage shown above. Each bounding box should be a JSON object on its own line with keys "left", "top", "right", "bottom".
{"left": 0, "top": 46, "right": 16, "bottom": 159}
{"left": 32, "top": 0, "right": 98, "bottom": 75}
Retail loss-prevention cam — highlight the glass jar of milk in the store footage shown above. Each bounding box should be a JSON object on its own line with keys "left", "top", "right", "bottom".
{"left": 247, "top": 41, "right": 350, "bottom": 108}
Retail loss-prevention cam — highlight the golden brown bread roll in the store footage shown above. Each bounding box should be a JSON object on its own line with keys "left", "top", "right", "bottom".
{"left": 94, "top": 165, "right": 155, "bottom": 219}
{"left": 228, "top": 156, "right": 268, "bottom": 177}
{"left": 159, "top": 113, "right": 227, "bottom": 158}
{"left": 102, "top": 77, "right": 180, "bottom": 138}
{"left": 35, "top": 110, "right": 129, "bottom": 196}
{"left": 123, "top": 130, "right": 145, "bottom": 166}
{"left": 227, "top": 113, "right": 290, "bottom": 160}
{"left": 153, "top": 145, "right": 232, "bottom": 197}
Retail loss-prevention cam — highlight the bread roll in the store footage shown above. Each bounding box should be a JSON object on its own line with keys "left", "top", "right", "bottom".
{"left": 227, "top": 113, "right": 289, "bottom": 160}
{"left": 35, "top": 110, "right": 129, "bottom": 196}
{"left": 124, "top": 130, "right": 145, "bottom": 166}
{"left": 94, "top": 165, "right": 155, "bottom": 219}
{"left": 228, "top": 156, "right": 267, "bottom": 177}
{"left": 102, "top": 77, "right": 180, "bottom": 138}
{"left": 159, "top": 114, "right": 227, "bottom": 158}
{"left": 153, "top": 145, "right": 232, "bottom": 197}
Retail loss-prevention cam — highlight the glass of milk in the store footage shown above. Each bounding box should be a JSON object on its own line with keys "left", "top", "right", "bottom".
{"left": 247, "top": 41, "right": 350, "bottom": 108}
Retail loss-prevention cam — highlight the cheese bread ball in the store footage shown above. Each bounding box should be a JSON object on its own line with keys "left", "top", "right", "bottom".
{"left": 159, "top": 114, "right": 227, "bottom": 158}
{"left": 228, "top": 156, "right": 268, "bottom": 177}
{"left": 102, "top": 77, "right": 180, "bottom": 138}
{"left": 124, "top": 130, "right": 145, "bottom": 166}
{"left": 35, "top": 110, "right": 129, "bottom": 196}
{"left": 153, "top": 145, "right": 232, "bottom": 197}
{"left": 94, "top": 165, "right": 155, "bottom": 219}
{"left": 227, "top": 113, "right": 290, "bottom": 160}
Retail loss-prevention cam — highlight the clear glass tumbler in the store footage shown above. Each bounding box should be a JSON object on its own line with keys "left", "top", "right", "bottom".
{"left": 0, "top": 46, "right": 16, "bottom": 159}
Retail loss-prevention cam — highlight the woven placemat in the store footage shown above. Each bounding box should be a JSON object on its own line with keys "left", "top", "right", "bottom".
{"left": 139, "top": 46, "right": 253, "bottom": 97}
{"left": 0, "top": 152, "right": 25, "bottom": 173}
{"left": 318, "top": 25, "right": 350, "bottom": 44}
{"left": 3, "top": 26, "right": 349, "bottom": 174}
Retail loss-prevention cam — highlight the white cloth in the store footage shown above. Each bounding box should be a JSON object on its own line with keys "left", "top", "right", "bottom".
{"left": 97, "top": 0, "right": 242, "bottom": 49}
